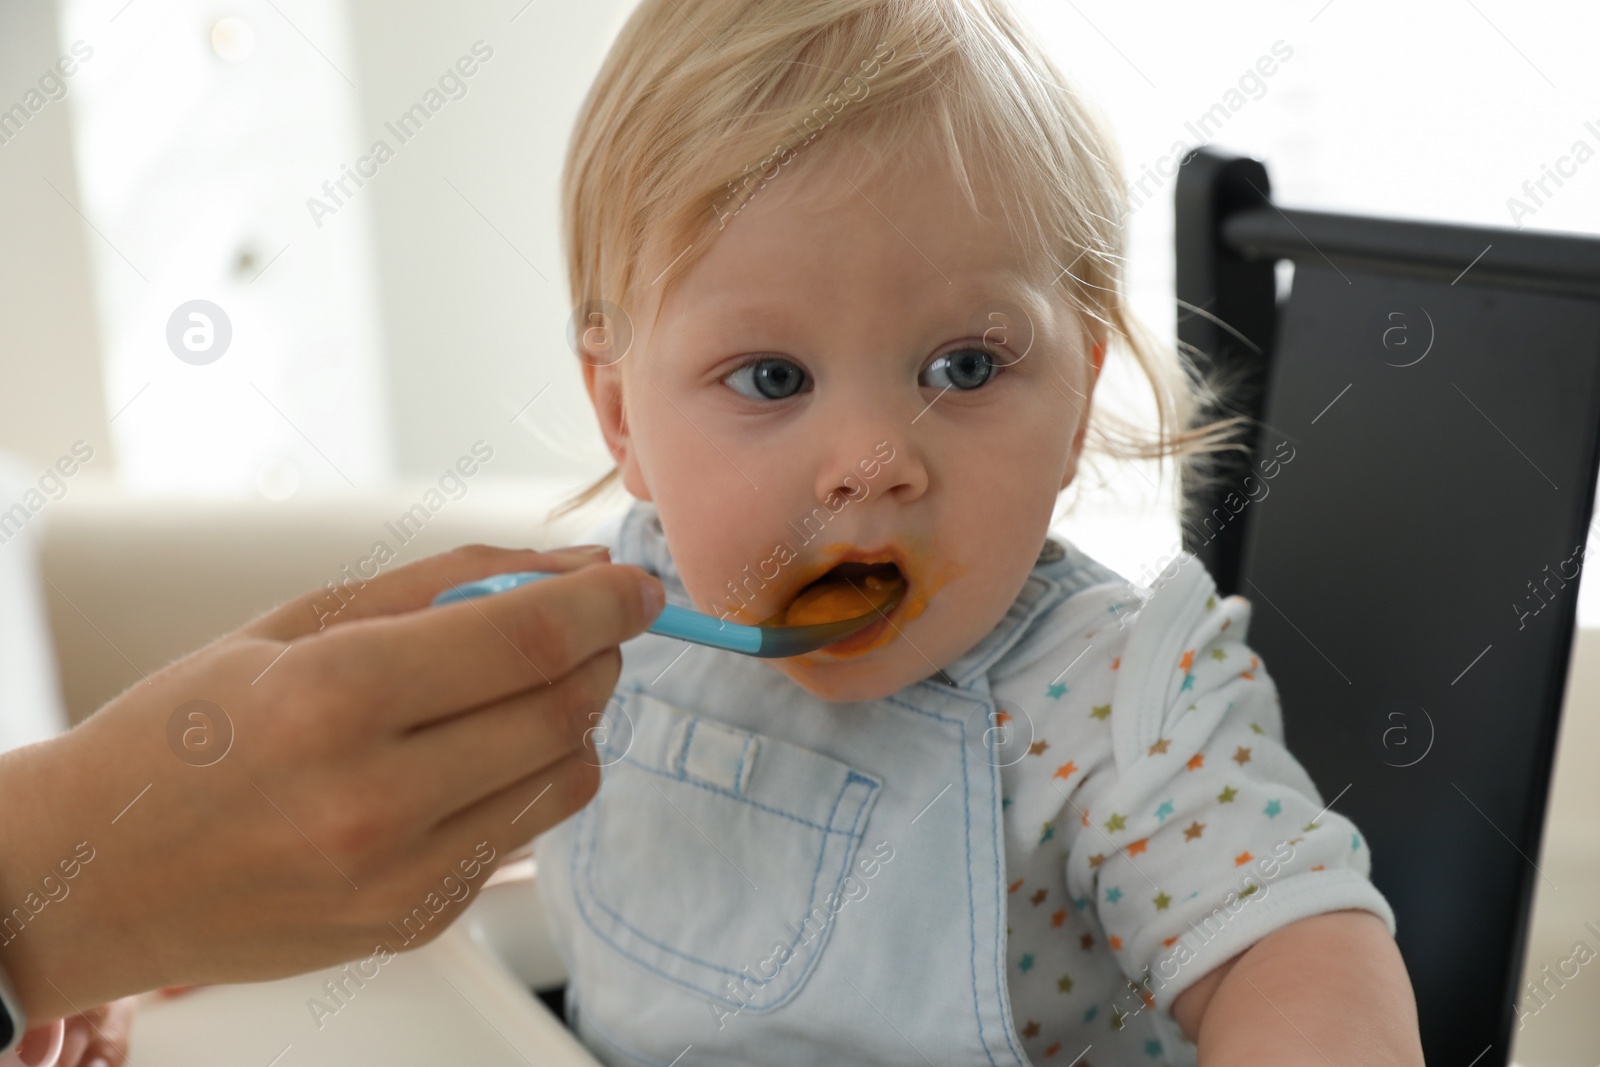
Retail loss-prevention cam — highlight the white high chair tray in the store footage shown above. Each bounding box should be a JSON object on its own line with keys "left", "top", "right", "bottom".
{"left": 129, "top": 921, "right": 599, "bottom": 1066}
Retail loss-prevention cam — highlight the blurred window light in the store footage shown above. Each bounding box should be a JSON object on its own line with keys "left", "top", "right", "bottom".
{"left": 58, "top": 0, "right": 394, "bottom": 498}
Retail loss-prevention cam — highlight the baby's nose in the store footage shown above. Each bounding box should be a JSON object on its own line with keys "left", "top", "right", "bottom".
{"left": 811, "top": 436, "right": 923, "bottom": 507}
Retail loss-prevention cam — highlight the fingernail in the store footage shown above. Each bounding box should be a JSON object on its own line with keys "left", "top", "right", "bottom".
{"left": 639, "top": 575, "right": 665, "bottom": 619}
{"left": 86, "top": 1060, "right": 109, "bottom": 1067}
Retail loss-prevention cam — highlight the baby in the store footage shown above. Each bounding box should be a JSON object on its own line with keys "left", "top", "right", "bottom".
{"left": 533, "top": 0, "right": 1425, "bottom": 1064}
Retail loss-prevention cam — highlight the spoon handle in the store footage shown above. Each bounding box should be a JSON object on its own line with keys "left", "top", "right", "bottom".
{"left": 432, "top": 570, "right": 764, "bottom": 654}
{"left": 431, "top": 569, "right": 893, "bottom": 658}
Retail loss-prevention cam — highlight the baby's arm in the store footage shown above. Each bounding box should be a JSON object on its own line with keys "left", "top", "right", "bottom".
{"left": 1172, "top": 909, "right": 1424, "bottom": 1066}
{"left": 1060, "top": 567, "right": 1424, "bottom": 1063}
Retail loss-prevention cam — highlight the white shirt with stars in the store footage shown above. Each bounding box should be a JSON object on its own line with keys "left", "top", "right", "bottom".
{"left": 991, "top": 544, "right": 1396, "bottom": 1066}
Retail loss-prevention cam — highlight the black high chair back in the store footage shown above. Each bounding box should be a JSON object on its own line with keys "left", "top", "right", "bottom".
{"left": 1174, "top": 145, "right": 1600, "bottom": 1066}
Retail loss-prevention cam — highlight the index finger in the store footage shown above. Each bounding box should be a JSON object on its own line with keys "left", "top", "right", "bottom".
{"left": 312, "top": 560, "right": 663, "bottom": 729}
{"left": 247, "top": 543, "right": 613, "bottom": 642}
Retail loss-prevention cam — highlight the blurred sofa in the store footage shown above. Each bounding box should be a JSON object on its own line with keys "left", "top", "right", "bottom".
{"left": 37, "top": 480, "right": 612, "bottom": 729}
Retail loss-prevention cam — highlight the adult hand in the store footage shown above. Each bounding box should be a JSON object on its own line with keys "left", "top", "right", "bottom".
{"left": 0, "top": 543, "right": 664, "bottom": 1024}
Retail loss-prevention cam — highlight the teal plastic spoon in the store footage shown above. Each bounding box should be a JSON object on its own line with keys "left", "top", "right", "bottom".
{"left": 432, "top": 570, "right": 904, "bottom": 658}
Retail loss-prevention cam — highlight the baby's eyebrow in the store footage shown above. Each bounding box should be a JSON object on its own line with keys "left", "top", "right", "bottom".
{"left": 949, "top": 285, "right": 1058, "bottom": 340}
{"left": 685, "top": 301, "right": 808, "bottom": 338}
{"left": 681, "top": 278, "right": 1062, "bottom": 352}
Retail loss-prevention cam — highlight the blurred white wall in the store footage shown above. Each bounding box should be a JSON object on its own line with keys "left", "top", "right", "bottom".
{"left": 343, "top": 0, "right": 633, "bottom": 486}
{"left": 0, "top": 1, "right": 110, "bottom": 477}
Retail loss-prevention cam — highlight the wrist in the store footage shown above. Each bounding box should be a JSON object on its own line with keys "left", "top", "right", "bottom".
{"left": 0, "top": 730, "right": 112, "bottom": 1024}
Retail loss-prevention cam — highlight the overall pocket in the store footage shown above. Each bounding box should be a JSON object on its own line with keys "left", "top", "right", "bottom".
{"left": 572, "top": 685, "right": 881, "bottom": 1012}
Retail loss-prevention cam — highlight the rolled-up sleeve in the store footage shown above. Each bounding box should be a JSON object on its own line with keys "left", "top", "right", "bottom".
{"left": 1063, "top": 553, "right": 1396, "bottom": 1020}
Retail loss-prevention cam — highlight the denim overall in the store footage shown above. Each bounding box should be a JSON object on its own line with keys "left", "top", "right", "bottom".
{"left": 534, "top": 502, "right": 1128, "bottom": 1066}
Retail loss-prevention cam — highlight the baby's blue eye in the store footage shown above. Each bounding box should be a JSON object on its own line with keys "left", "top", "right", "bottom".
{"left": 922, "top": 346, "right": 998, "bottom": 391}
{"left": 724, "top": 357, "right": 809, "bottom": 400}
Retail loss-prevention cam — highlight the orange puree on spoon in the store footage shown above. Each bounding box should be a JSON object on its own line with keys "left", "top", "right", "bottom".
{"left": 780, "top": 568, "right": 904, "bottom": 626}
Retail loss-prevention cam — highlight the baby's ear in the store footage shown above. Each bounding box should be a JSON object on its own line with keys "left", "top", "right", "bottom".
{"left": 581, "top": 360, "right": 652, "bottom": 502}
{"left": 581, "top": 358, "right": 625, "bottom": 444}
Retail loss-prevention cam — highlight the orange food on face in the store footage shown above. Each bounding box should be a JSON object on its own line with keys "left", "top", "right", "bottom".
{"left": 782, "top": 570, "right": 904, "bottom": 626}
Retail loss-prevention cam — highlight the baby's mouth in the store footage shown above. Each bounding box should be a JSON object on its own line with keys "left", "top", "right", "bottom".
{"left": 767, "top": 560, "right": 907, "bottom": 628}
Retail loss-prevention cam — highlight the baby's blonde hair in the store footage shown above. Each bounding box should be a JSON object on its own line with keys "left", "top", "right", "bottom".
{"left": 550, "top": 0, "right": 1248, "bottom": 522}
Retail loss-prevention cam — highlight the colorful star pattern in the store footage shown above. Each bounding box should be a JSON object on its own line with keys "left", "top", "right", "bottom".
{"left": 977, "top": 565, "right": 1382, "bottom": 1059}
